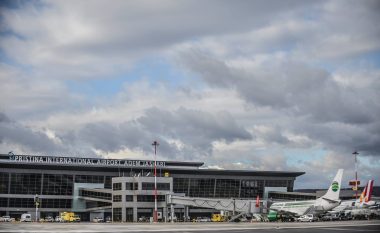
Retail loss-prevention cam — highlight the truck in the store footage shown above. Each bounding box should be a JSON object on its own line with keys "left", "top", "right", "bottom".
{"left": 211, "top": 214, "right": 226, "bottom": 222}
{"left": 60, "top": 212, "right": 81, "bottom": 222}
{"left": 20, "top": 213, "right": 32, "bottom": 222}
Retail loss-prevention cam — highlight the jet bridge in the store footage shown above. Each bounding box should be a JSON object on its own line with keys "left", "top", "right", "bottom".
{"left": 166, "top": 194, "right": 264, "bottom": 221}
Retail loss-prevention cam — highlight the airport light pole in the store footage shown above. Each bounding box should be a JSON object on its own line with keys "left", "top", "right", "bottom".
{"left": 152, "top": 141, "right": 159, "bottom": 223}
{"left": 353, "top": 151, "right": 359, "bottom": 199}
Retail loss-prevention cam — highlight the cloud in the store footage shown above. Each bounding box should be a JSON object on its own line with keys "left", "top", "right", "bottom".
{"left": 0, "top": 0, "right": 379, "bottom": 189}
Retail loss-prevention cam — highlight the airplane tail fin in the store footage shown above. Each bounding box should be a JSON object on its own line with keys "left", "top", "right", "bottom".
{"left": 365, "top": 180, "right": 374, "bottom": 202}
{"left": 322, "top": 169, "right": 344, "bottom": 201}
{"left": 359, "top": 182, "right": 368, "bottom": 203}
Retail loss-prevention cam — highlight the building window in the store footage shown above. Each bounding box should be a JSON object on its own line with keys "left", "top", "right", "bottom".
{"left": 240, "top": 180, "right": 264, "bottom": 198}
{"left": 142, "top": 182, "right": 154, "bottom": 190}
{"left": 105, "top": 176, "right": 114, "bottom": 189}
{"left": 126, "top": 182, "right": 138, "bottom": 190}
{"left": 215, "top": 179, "right": 240, "bottom": 198}
{"left": 142, "top": 182, "right": 170, "bottom": 190}
{"left": 0, "top": 198, "right": 8, "bottom": 207}
{"left": 189, "top": 178, "right": 215, "bottom": 197}
{"left": 126, "top": 208, "right": 133, "bottom": 222}
{"left": 10, "top": 173, "right": 41, "bottom": 195}
{"left": 113, "top": 183, "right": 122, "bottom": 191}
{"left": 157, "top": 183, "right": 170, "bottom": 190}
{"left": 40, "top": 199, "right": 72, "bottom": 208}
{"left": 75, "top": 175, "right": 104, "bottom": 184}
{"left": 125, "top": 195, "right": 133, "bottom": 202}
{"left": 113, "top": 195, "right": 122, "bottom": 202}
{"left": 173, "top": 178, "right": 189, "bottom": 196}
{"left": 137, "top": 195, "right": 165, "bottom": 202}
{"left": 9, "top": 198, "right": 35, "bottom": 208}
{"left": 80, "top": 190, "right": 112, "bottom": 200}
{"left": 0, "top": 173, "right": 9, "bottom": 194}
{"left": 113, "top": 208, "right": 122, "bottom": 222}
{"left": 43, "top": 174, "right": 73, "bottom": 195}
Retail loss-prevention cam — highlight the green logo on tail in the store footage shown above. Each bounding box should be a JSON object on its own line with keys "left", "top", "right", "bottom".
{"left": 331, "top": 181, "right": 339, "bottom": 192}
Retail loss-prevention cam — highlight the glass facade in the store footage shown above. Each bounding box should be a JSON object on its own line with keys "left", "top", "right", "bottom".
{"left": 215, "top": 179, "right": 240, "bottom": 198}
{"left": 0, "top": 173, "right": 9, "bottom": 194}
{"left": 173, "top": 178, "right": 189, "bottom": 196}
{"left": 126, "top": 208, "right": 133, "bottom": 222}
{"left": 75, "top": 175, "right": 104, "bottom": 184}
{"left": 174, "top": 178, "right": 290, "bottom": 198}
{"left": 80, "top": 190, "right": 112, "bottom": 200}
{"left": 9, "top": 198, "right": 35, "bottom": 208}
{"left": 40, "top": 199, "right": 72, "bottom": 208}
{"left": 189, "top": 178, "right": 215, "bottom": 197}
{"left": 137, "top": 195, "right": 165, "bottom": 202}
{"left": 142, "top": 182, "right": 170, "bottom": 190}
{"left": 240, "top": 180, "right": 264, "bottom": 198}
{"left": 10, "top": 173, "right": 41, "bottom": 194}
{"left": 43, "top": 174, "right": 73, "bottom": 195}
{"left": 113, "top": 208, "right": 122, "bottom": 222}
{"left": 0, "top": 198, "right": 8, "bottom": 207}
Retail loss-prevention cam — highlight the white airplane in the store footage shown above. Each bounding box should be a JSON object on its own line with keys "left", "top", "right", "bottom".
{"left": 270, "top": 169, "right": 344, "bottom": 216}
{"left": 332, "top": 180, "right": 375, "bottom": 212}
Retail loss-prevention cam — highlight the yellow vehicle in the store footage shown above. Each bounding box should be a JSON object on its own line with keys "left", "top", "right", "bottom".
{"left": 60, "top": 212, "right": 81, "bottom": 222}
{"left": 211, "top": 214, "right": 226, "bottom": 222}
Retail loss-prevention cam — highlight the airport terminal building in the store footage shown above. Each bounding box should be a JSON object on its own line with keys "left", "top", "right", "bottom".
{"left": 0, "top": 154, "right": 304, "bottom": 222}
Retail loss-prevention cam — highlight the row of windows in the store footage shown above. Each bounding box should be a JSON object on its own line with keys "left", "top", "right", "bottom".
{"left": 137, "top": 195, "right": 165, "bottom": 202}
{"left": 80, "top": 190, "right": 112, "bottom": 200}
{"left": 0, "top": 198, "right": 72, "bottom": 208}
{"left": 0, "top": 173, "right": 9, "bottom": 194}
{"left": 43, "top": 174, "right": 73, "bottom": 195}
{"left": 0, "top": 173, "right": 116, "bottom": 195}
{"left": 126, "top": 182, "right": 138, "bottom": 190}
{"left": 141, "top": 182, "right": 170, "bottom": 191}
{"left": 174, "top": 178, "right": 292, "bottom": 198}
{"left": 113, "top": 182, "right": 170, "bottom": 191}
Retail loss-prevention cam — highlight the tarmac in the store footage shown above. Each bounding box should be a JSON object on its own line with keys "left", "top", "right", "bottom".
{"left": 0, "top": 220, "right": 379, "bottom": 233}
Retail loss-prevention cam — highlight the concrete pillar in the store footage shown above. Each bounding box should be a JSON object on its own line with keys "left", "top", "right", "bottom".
{"left": 170, "top": 204, "right": 174, "bottom": 223}
{"left": 163, "top": 206, "right": 168, "bottom": 223}
{"left": 184, "top": 206, "right": 189, "bottom": 222}
{"left": 122, "top": 207, "right": 126, "bottom": 222}
{"left": 133, "top": 207, "right": 138, "bottom": 222}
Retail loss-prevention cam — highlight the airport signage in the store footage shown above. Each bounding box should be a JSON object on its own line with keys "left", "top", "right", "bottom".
{"left": 7, "top": 154, "right": 166, "bottom": 167}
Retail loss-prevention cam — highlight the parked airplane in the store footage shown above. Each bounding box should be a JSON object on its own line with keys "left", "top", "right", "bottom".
{"left": 270, "top": 169, "right": 344, "bottom": 216}
{"left": 332, "top": 180, "right": 375, "bottom": 212}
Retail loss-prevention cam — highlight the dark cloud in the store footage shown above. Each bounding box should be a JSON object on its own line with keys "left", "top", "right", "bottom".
{"left": 55, "top": 107, "right": 251, "bottom": 160}
{"left": 0, "top": 112, "right": 64, "bottom": 154}
{"left": 179, "top": 51, "right": 380, "bottom": 156}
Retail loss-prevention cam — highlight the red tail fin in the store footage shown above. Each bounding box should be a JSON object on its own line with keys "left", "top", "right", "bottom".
{"left": 365, "top": 180, "right": 374, "bottom": 202}
{"left": 255, "top": 195, "right": 260, "bottom": 207}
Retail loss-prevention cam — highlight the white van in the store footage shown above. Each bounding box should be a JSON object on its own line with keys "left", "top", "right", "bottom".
{"left": 20, "top": 213, "right": 32, "bottom": 222}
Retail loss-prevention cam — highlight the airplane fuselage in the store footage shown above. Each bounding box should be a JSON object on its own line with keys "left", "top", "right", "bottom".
{"left": 270, "top": 197, "right": 341, "bottom": 216}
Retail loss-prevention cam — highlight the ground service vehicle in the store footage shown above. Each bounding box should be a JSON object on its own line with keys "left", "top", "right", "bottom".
{"left": 1, "top": 216, "right": 11, "bottom": 222}
{"left": 267, "top": 211, "right": 278, "bottom": 221}
{"left": 44, "top": 216, "right": 54, "bottom": 222}
{"left": 60, "top": 212, "right": 81, "bottom": 222}
{"left": 93, "top": 217, "right": 104, "bottom": 223}
{"left": 211, "top": 214, "right": 225, "bottom": 222}
{"left": 20, "top": 213, "right": 32, "bottom": 222}
{"left": 299, "top": 214, "right": 318, "bottom": 222}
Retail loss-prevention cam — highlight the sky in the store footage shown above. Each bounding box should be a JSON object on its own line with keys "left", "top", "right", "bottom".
{"left": 0, "top": 0, "right": 379, "bottom": 189}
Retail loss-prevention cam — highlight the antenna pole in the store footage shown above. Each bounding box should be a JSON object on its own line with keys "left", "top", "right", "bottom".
{"left": 353, "top": 151, "right": 359, "bottom": 199}
{"left": 152, "top": 141, "right": 159, "bottom": 223}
